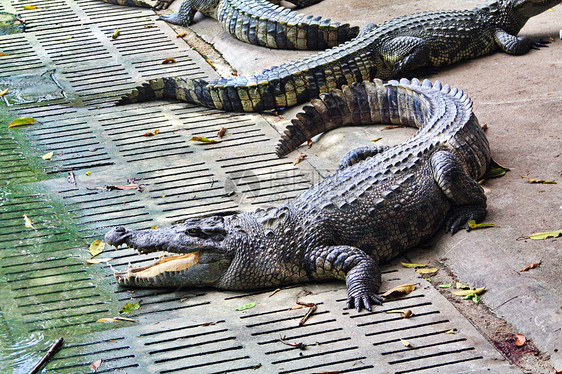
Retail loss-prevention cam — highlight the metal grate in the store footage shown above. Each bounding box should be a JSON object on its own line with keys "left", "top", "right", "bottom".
{"left": 0, "top": 0, "right": 522, "bottom": 373}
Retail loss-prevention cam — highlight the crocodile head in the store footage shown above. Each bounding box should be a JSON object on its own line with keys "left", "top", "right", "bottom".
{"left": 511, "top": 0, "right": 560, "bottom": 17}
{"left": 105, "top": 216, "right": 233, "bottom": 288}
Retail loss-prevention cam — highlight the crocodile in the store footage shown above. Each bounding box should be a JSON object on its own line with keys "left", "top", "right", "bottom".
{"left": 117, "top": 0, "right": 559, "bottom": 112}
{"left": 105, "top": 78, "right": 491, "bottom": 311}
{"left": 99, "top": 0, "right": 359, "bottom": 50}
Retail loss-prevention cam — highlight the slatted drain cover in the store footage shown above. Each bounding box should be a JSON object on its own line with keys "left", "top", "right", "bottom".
{"left": 0, "top": 0, "right": 522, "bottom": 373}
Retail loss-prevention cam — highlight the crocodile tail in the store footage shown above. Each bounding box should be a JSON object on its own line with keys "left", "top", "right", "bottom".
{"left": 99, "top": 0, "right": 154, "bottom": 8}
{"left": 216, "top": 0, "right": 359, "bottom": 50}
{"left": 118, "top": 78, "right": 216, "bottom": 108}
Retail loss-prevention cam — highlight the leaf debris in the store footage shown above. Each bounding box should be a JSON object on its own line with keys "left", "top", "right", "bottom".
{"left": 112, "top": 29, "right": 120, "bottom": 39}
{"left": 9, "top": 117, "right": 37, "bottom": 128}
{"left": 162, "top": 58, "right": 176, "bottom": 64}
{"left": 143, "top": 129, "right": 159, "bottom": 136}
{"left": 514, "top": 334, "right": 526, "bottom": 347}
{"left": 520, "top": 175, "right": 556, "bottom": 184}
{"left": 381, "top": 284, "right": 416, "bottom": 298}
{"left": 91, "top": 359, "right": 102, "bottom": 372}
{"left": 467, "top": 220, "right": 496, "bottom": 230}
{"left": 217, "top": 127, "right": 227, "bottom": 138}
{"left": 528, "top": 229, "right": 562, "bottom": 240}
{"left": 400, "top": 262, "right": 428, "bottom": 268}
{"left": 42, "top": 151, "right": 54, "bottom": 160}
{"left": 0, "top": 88, "right": 8, "bottom": 97}
{"left": 294, "top": 153, "right": 307, "bottom": 165}
{"left": 279, "top": 335, "right": 308, "bottom": 350}
{"left": 89, "top": 240, "right": 105, "bottom": 258}
{"left": 24, "top": 214, "right": 36, "bottom": 230}
{"left": 120, "top": 301, "right": 141, "bottom": 314}
{"left": 520, "top": 261, "right": 541, "bottom": 272}
{"left": 189, "top": 136, "right": 222, "bottom": 143}
{"left": 235, "top": 301, "right": 256, "bottom": 311}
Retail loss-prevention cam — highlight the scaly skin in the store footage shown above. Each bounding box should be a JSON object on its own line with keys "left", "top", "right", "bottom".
{"left": 106, "top": 78, "right": 491, "bottom": 311}
{"left": 118, "top": 0, "right": 559, "bottom": 112}
{"left": 99, "top": 0, "right": 359, "bottom": 50}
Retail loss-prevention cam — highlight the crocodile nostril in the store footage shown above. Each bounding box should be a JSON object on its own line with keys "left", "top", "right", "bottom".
{"left": 115, "top": 226, "right": 126, "bottom": 232}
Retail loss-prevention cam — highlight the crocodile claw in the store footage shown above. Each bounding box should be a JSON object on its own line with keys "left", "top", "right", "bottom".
{"left": 445, "top": 204, "right": 487, "bottom": 235}
{"left": 347, "top": 292, "right": 383, "bottom": 312}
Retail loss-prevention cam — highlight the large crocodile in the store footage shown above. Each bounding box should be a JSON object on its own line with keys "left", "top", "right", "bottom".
{"left": 99, "top": 0, "right": 359, "bottom": 50}
{"left": 105, "top": 78, "right": 491, "bottom": 311}
{"left": 117, "top": 0, "right": 559, "bottom": 112}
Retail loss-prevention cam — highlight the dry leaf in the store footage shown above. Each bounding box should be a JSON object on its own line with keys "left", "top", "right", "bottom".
{"left": 401, "top": 262, "right": 428, "bottom": 268}
{"left": 528, "top": 230, "right": 562, "bottom": 240}
{"left": 416, "top": 268, "right": 439, "bottom": 274}
{"left": 400, "top": 338, "right": 411, "bottom": 347}
{"left": 162, "top": 58, "right": 177, "bottom": 64}
{"left": 217, "top": 127, "right": 227, "bottom": 138}
{"left": 176, "top": 32, "right": 186, "bottom": 37}
{"left": 23, "top": 5, "right": 39, "bottom": 9}
{"left": 294, "top": 154, "right": 307, "bottom": 165}
{"left": 371, "top": 137, "right": 382, "bottom": 142}
{"left": 445, "top": 329, "right": 458, "bottom": 334}
{"left": 91, "top": 359, "right": 102, "bottom": 372}
{"left": 189, "top": 136, "right": 221, "bottom": 143}
{"left": 89, "top": 240, "right": 105, "bottom": 258}
{"left": 9, "top": 117, "right": 36, "bottom": 128}
{"left": 520, "top": 261, "right": 541, "bottom": 272}
{"left": 450, "top": 287, "right": 486, "bottom": 296}
{"left": 23, "top": 214, "right": 36, "bottom": 230}
{"left": 96, "top": 316, "right": 135, "bottom": 323}
{"left": 42, "top": 151, "right": 54, "bottom": 160}
{"left": 386, "top": 309, "right": 413, "bottom": 318}
{"left": 143, "top": 129, "right": 159, "bottom": 136}
{"left": 456, "top": 282, "right": 470, "bottom": 289}
{"left": 0, "top": 88, "right": 8, "bottom": 96}
{"left": 381, "top": 283, "right": 416, "bottom": 298}
{"left": 467, "top": 220, "right": 496, "bottom": 230}
{"left": 0, "top": 52, "right": 8, "bottom": 56}
{"left": 521, "top": 175, "right": 556, "bottom": 184}
{"left": 515, "top": 334, "right": 526, "bottom": 347}
{"left": 306, "top": 139, "right": 313, "bottom": 148}
{"left": 86, "top": 258, "right": 111, "bottom": 264}
{"left": 112, "top": 29, "right": 120, "bottom": 39}
{"left": 482, "top": 123, "right": 488, "bottom": 131}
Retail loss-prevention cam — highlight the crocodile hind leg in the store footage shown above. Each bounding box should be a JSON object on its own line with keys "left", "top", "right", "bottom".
{"left": 494, "top": 29, "right": 550, "bottom": 55}
{"left": 308, "top": 245, "right": 383, "bottom": 312}
{"left": 159, "top": 0, "right": 199, "bottom": 26}
{"left": 431, "top": 150, "right": 487, "bottom": 234}
{"left": 338, "top": 145, "right": 390, "bottom": 170}
{"left": 379, "top": 36, "right": 431, "bottom": 78}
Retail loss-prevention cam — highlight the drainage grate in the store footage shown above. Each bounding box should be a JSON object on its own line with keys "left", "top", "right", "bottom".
{"left": 0, "top": 0, "right": 522, "bottom": 373}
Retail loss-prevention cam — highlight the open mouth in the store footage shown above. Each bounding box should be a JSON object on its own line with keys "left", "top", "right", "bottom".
{"left": 115, "top": 252, "right": 200, "bottom": 279}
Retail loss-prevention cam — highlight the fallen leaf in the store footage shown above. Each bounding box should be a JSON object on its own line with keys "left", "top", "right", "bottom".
{"left": 520, "top": 261, "right": 541, "bottom": 272}
{"left": 189, "top": 136, "right": 221, "bottom": 143}
{"left": 299, "top": 303, "right": 317, "bottom": 326}
{"left": 9, "top": 117, "right": 36, "bottom": 128}
{"left": 86, "top": 171, "right": 91, "bottom": 176}
{"left": 176, "top": 32, "right": 186, "bottom": 37}
{"left": 143, "top": 129, "right": 159, "bottom": 136}
{"left": 521, "top": 175, "right": 557, "bottom": 184}
{"left": 481, "top": 123, "right": 488, "bottom": 131}
{"left": 401, "top": 262, "right": 428, "bottom": 268}
{"left": 23, "top": 5, "right": 39, "bottom": 9}
{"left": 96, "top": 316, "right": 135, "bottom": 323}
{"left": 467, "top": 220, "right": 496, "bottom": 230}
{"left": 23, "top": 214, "right": 36, "bottom": 230}
{"left": 450, "top": 287, "right": 486, "bottom": 296}
{"left": 120, "top": 301, "right": 141, "bottom": 314}
{"left": 416, "top": 268, "right": 439, "bottom": 274}
{"left": 371, "top": 137, "right": 382, "bottom": 142}
{"left": 0, "top": 88, "right": 8, "bottom": 96}
{"left": 217, "top": 127, "right": 227, "bottom": 138}
{"left": 235, "top": 301, "right": 256, "bottom": 311}
{"left": 0, "top": 52, "right": 8, "bottom": 56}
{"left": 438, "top": 283, "right": 452, "bottom": 288}
{"left": 162, "top": 58, "right": 176, "bottom": 64}
{"left": 528, "top": 229, "right": 562, "bottom": 240}
{"left": 383, "top": 125, "right": 403, "bottom": 130}
{"left": 306, "top": 139, "right": 313, "bottom": 148}
{"left": 86, "top": 258, "right": 111, "bottom": 264}
{"left": 515, "top": 334, "right": 526, "bottom": 347}
{"left": 269, "top": 288, "right": 281, "bottom": 297}
{"left": 89, "top": 240, "right": 105, "bottom": 258}
{"left": 463, "top": 293, "right": 481, "bottom": 303}
{"left": 91, "top": 359, "right": 102, "bottom": 372}
{"left": 386, "top": 309, "right": 413, "bottom": 318}
{"left": 480, "top": 166, "right": 506, "bottom": 181}
{"left": 445, "top": 329, "right": 458, "bottom": 334}
{"left": 455, "top": 282, "right": 470, "bottom": 289}
{"left": 112, "top": 29, "right": 120, "bottom": 39}
{"left": 381, "top": 283, "right": 416, "bottom": 298}
{"left": 42, "top": 151, "right": 54, "bottom": 160}
{"left": 400, "top": 338, "right": 411, "bottom": 347}
{"left": 294, "top": 153, "right": 307, "bottom": 165}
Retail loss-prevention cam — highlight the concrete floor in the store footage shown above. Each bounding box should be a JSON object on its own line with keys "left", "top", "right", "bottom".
{"left": 161, "top": 0, "right": 562, "bottom": 369}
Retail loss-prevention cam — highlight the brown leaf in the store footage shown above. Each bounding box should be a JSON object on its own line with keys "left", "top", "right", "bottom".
{"left": 294, "top": 154, "right": 307, "bottom": 165}
{"left": 176, "top": 32, "right": 186, "bottom": 37}
{"left": 306, "top": 139, "right": 313, "bottom": 148}
{"left": 162, "top": 58, "right": 176, "bottom": 64}
{"left": 515, "top": 334, "right": 526, "bottom": 347}
{"left": 381, "top": 284, "right": 416, "bottom": 298}
{"left": 217, "top": 127, "right": 227, "bottom": 138}
{"left": 383, "top": 125, "right": 404, "bottom": 130}
{"left": 482, "top": 123, "right": 488, "bottom": 131}
{"left": 91, "top": 359, "right": 102, "bottom": 372}
{"left": 143, "top": 129, "right": 159, "bottom": 136}
{"left": 520, "top": 261, "right": 541, "bottom": 272}
{"left": 0, "top": 52, "right": 9, "bottom": 56}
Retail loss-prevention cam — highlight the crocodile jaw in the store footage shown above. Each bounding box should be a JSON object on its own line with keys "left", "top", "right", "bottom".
{"left": 512, "top": 0, "right": 560, "bottom": 18}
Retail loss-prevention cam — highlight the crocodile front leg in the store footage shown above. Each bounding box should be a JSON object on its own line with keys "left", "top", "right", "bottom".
{"left": 308, "top": 245, "right": 383, "bottom": 312}
{"left": 494, "top": 29, "right": 550, "bottom": 55}
{"left": 338, "top": 145, "right": 390, "bottom": 170}
{"left": 431, "top": 150, "right": 487, "bottom": 234}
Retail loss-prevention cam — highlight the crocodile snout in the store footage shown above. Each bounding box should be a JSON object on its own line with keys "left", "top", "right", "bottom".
{"left": 105, "top": 226, "right": 130, "bottom": 247}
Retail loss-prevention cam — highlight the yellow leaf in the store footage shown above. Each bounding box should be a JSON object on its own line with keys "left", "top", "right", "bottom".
{"left": 0, "top": 88, "right": 8, "bottom": 97}
{"left": 371, "top": 137, "right": 382, "bottom": 142}
{"left": 9, "top": 117, "right": 36, "bottom": 128}
{"left": 86, "top": 258, "right": 111, "bottom": 264}
{"left": 23, "top": 214, "right": 36, "bottom": 230}
{"left": 86, "top": 171, "right": 91, "bottom": 176}
{"left": 416, "top": 268, "right": 439, "bottom": 274}
{"left": 176, "top": 32, "right": 186, "bottom": 37}
{"left": 23, "top": 5, "right": 39, "bottom": 10}
{"left": 42, "top": 151, "right": 54, "bottom": 160}
{"left": 0, "top": 52, "right": 8, "bottom": 56}
{"left": 450, "top": 287, "right": 486, "bottom": 296}
{"left": 521, "top": 175, "right": 557, "bottom": 184}
{"left": 445, "top": 329, "right": 458, "bottom": 334}
{"left": 89, "top": 240, "right": 105, "bottom": 258}
{"left": 112, "top": 29, "right": 120, "bottom": 39}
{"left": 400, "top": 338, "right": 411, "bottom": 347}
{"left": 96, "top": 318, "right": 117, "bottom": 323}
{"left": 456, "top": 282, "right": 470, "bottom": 289}
{"left": 189, "top": 136, "right": 222, "bottom": 143}
{"left": 529, "top": 229, "right": 562, "bottom": 240}
{"left": 381, "top": 283, "right": 416, "bottom": 298}
{"left": 467, "top": 220, "right": 496, "bottom": 230}
{"left": 401, "top": 262, "right": 428, "bottom": 268}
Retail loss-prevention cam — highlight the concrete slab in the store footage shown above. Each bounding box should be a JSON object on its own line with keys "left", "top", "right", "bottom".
{"left": 161, "top": 0, "right": 562, "bottom": 369}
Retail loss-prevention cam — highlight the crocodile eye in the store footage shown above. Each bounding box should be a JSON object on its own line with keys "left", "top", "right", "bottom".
{"left": 187, "top": 228, "right": 201, "bottom": 235}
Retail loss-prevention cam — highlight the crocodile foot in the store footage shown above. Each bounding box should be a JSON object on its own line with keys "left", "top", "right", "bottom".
{"left": 445, "top": 204, "right": 487, "bottom": 235}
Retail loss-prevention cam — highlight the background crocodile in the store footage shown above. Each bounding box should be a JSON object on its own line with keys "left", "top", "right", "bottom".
{"left": 116, "top": 0, "right": 559, "bottom": 112}
{"left": 99, "top": 0, "right": 359, "bottom": 50}
{"left": 105, "top": 78, "right": 491, "bottom": 311}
